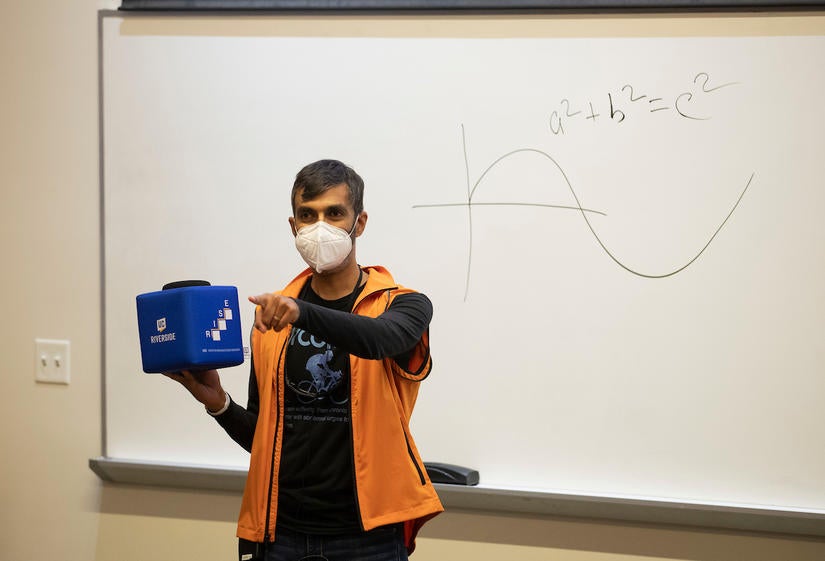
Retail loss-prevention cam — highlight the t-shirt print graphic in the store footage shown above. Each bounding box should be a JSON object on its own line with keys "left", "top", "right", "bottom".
{"left": 296, "top": 347, "right": 349, "bottom": 405}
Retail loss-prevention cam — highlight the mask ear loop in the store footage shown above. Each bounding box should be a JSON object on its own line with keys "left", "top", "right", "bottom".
{"left": 347, "top": 213, "right": 361, "bottom": 238}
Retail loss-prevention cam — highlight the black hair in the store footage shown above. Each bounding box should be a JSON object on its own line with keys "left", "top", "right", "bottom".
{"left": 291, "top": 159, "right": 365, "bottom": 217}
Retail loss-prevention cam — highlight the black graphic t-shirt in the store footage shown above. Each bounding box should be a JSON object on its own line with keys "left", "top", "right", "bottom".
{"left": 276, "top": 282, "right": 364, "bottom": 534}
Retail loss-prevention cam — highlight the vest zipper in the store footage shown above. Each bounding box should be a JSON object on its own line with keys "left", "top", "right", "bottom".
{"left": 263, "top": 337, "right": 287, "bottom": 544}
{"left": 348, "top": 390, "right": 365, "bottom": 531}
{"left": 349, "top": 293, "right": 365, "bottom": 531}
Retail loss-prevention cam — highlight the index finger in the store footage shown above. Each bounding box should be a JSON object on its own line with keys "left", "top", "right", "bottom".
{"left": 248, "top": 294, "right": 270, "bottom": 332}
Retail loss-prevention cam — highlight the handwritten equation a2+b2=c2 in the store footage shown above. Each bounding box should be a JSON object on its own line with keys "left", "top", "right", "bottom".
{"left": 548, "top": 72, "right": 739, "bottom": 135}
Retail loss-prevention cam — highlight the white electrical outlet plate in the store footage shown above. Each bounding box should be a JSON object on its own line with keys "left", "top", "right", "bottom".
{"left": 35, "top": 338, "right": 71, "bottom": 384}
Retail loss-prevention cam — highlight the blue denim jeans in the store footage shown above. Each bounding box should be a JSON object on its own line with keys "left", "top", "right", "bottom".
{"left": 263, "top": 524, "right": 408, "bottom": 561}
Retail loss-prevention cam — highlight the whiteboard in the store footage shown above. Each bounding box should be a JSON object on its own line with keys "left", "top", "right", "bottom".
{"left": 101, "top": 13, "right": 825, "bottom": 513}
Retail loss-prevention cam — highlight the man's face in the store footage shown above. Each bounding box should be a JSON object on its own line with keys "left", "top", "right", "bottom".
{"left": 290, "top": 183, "right": 358, "bottom": 235}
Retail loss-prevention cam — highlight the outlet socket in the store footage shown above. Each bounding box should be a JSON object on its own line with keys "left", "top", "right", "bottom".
{"left": 35, "top": 339, "right": 71, "bottom": 385}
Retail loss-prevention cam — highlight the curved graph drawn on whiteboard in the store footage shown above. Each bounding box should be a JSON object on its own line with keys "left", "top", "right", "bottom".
{"left": 413, "top": 124, "right": 755, "bottom": 301}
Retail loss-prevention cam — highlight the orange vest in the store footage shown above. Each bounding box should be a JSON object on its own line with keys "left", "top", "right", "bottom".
{"left": 237, "top": 266, "right": 443, "bottom": 553}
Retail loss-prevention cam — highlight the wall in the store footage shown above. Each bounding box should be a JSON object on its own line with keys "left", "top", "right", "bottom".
{"left": 0, "top": 1, "right": 106, "bottom": 559}
{"left": 1, "top": 2, "right": 825, "bottom": 560}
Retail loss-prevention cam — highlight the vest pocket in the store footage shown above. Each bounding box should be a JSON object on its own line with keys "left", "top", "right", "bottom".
{"left": 400, "top": 418, "right": 426, "bottom": 485}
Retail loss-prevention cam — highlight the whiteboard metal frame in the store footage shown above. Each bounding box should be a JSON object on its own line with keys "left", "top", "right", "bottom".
{"left": 117, "top": 0, "right": 825, "bottom": 12}
{"left": 89, "top": 456, "right": 825, "bottom": 538}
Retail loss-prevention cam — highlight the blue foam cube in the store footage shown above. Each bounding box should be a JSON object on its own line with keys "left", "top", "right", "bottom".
{"left": 136, "top": 284, "right": 244, "bottom": 373}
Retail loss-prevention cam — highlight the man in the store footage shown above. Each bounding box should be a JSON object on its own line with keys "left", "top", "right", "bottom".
{"left": 165, "top": 159, "right": 443, "bottom": 560}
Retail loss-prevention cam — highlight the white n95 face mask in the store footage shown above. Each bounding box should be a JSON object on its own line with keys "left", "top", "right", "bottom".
{"left": 294, "top": 219, "right": 357, "bottom": 273}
